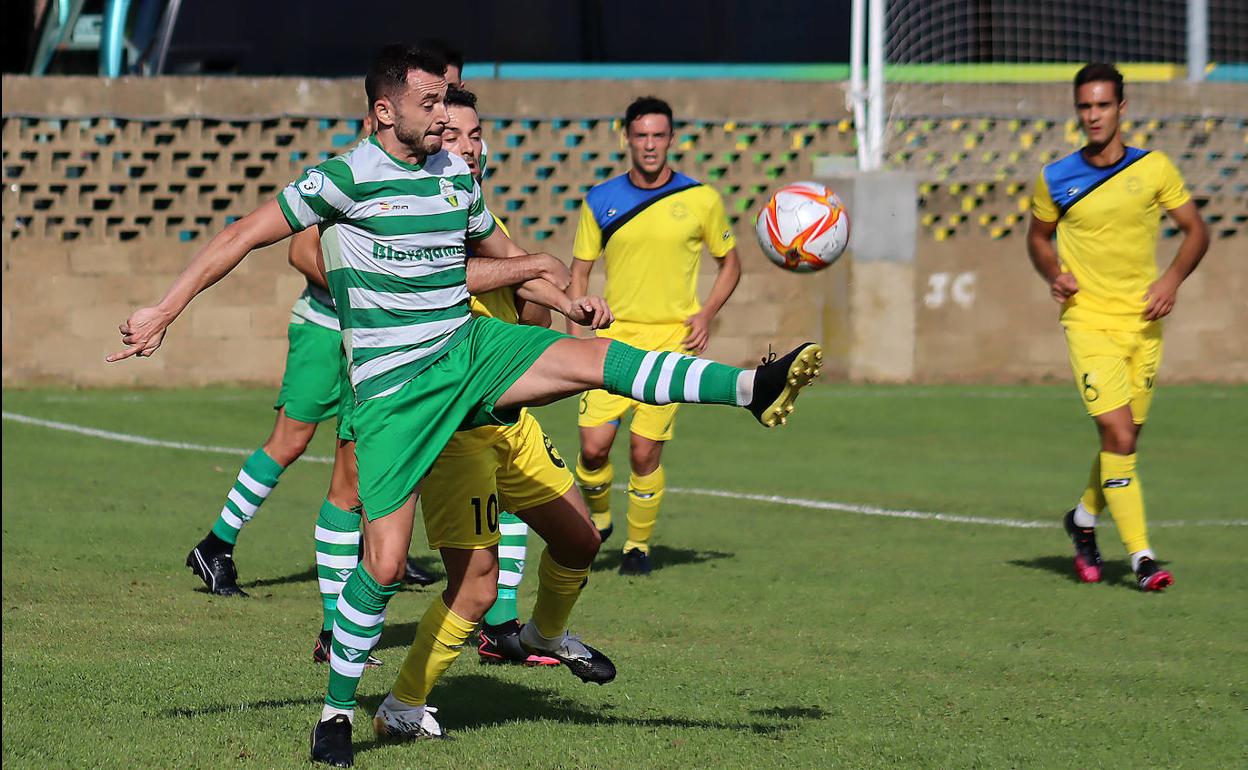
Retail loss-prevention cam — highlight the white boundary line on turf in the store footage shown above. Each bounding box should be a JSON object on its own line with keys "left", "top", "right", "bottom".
{"left": 5, "top": 410, "right": 1244, "bottom": 529}
{"left": 2, "top": 412, "right": 334, "bottom": 464}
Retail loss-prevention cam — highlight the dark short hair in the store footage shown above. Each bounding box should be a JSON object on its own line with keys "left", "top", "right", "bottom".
{"left": 624, "top": 96, "right": 673, "bottom": 132}
{"left": 446, "top": 85, "right": 477, "bottom": 111}
{"left": 1074, "top": 62, "right": 1125, "bottom": 102}
{"left": 365, "top": 44, "right": 448, "bottom": 106}
{"left": 420, "top": 39, "right": 464, "bottom": 73}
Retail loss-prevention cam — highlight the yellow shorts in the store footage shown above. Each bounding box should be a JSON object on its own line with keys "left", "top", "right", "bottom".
{"left": 576, "top": 320, "right": 690, "bottom": 442}
{"left": 419, "top": 410, "right": 575, "bottom": 550}
{"left": 1064, "top": 326, "right": 1163, "bottom": 424}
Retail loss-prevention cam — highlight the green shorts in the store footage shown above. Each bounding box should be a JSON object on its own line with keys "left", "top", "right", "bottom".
{"left": 353, "top": 316, "right": 567, "bottom": 520}
{"left": 274, "top": 321, "right": 344, "bottom": 424}
{"left": 336, "top": 362, "right": 356, "bottom": 442}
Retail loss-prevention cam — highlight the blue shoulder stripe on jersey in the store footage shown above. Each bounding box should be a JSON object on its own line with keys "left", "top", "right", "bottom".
{"left": 1043, "top": 147, "right": 1150, "bottom": 217}
{"left": 586, "top": 171, "right": 702, "bottom": 247}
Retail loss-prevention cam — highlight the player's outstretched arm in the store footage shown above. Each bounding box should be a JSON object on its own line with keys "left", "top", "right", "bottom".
{"left": 467, "top": 225, "right": 571, "bottom": 290}
{"left": 1026, "top": 214, "right": 1078, "bottom": 304}
{"left": 465, "top": 254, "right": 570, "bottom": 295}
{"left": 1144, "top": 201, "right": 1210, "bottom": 321}
{"left": 108, "top": 200, "right": 294, "bottom": 361}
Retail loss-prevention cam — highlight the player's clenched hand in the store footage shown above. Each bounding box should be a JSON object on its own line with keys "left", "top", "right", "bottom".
{"left": 107, "top": 306, "right": 173, "bottom": 362}
{"left": 1050, "top": 272, "right": 1079, "bottom": 304}
{"left": 1143, "top": 274, "right": 1180, "bottom": 320}
{"left": 566, "top": 295, "right": 613, "bottom": 330}
{"left": 682, "top": 311, "right": 711, "bottom": 354}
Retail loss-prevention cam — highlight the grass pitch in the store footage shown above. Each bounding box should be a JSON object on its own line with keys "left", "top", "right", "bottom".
{"left": 3, "top": 384, "right": 1245, "bottom": 769}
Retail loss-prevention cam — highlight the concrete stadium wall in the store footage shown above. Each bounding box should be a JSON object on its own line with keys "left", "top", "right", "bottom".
{"left": 3, "top": 76, "right": 1245, "bottom": 387}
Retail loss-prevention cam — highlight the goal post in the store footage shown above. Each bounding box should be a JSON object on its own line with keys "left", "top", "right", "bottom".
{"left": 851, "top": 0, "right": 1248, "bottom": 171}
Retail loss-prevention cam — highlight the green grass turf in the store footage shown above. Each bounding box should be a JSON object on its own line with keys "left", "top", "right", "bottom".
{"left": 3, "top": 384, "right": 1245, "bottom": 769}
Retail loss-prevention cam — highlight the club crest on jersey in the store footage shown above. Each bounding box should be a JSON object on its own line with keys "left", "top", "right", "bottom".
{"left": 440, "top": 178, "right": 459, "bottom": 208}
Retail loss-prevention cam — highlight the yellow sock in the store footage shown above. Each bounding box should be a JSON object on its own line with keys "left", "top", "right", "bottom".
{"left": 624, "top": 466, "right": 664, "bottom": 555}
{"left": 530, "top": 548, "right": 589, "bottom": 640}
{"left": 391, "top": 597, "right": 476, "bottom": 707}
{"left": 575, "top": 455, "right": 614, "bottom": 532}
{"left": 1100, "top": 451, "right": 1149, "bottom": 554}
{"left": 1079, "top": 454, "right": 1106, "bottom": 515}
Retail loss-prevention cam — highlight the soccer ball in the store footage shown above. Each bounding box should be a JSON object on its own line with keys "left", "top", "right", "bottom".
{"left": 755, "top": 182, "right": 850, "bottom": 272}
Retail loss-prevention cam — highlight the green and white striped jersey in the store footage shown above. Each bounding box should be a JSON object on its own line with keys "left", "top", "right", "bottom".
{"left": 276, "top": 136, "right": 496, "bottom": 401}
{"left": 289, "top": 280, "right": 340, "bottom": 331}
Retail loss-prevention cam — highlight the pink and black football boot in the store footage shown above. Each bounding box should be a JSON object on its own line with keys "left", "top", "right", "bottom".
{"left": 1063, "top": 508, "right": 1103, "bottom": 583}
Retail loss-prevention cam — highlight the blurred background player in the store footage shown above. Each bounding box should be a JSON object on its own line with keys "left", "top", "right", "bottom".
{"left": 570, "top": 96, "right": 741, "bottom": 575}
{"left": 183, "top": 198, "right": 350, "bottom": 598}
{"left": 1026, "top": 63, "right": 1209, "bottom": 591}
{"left": 184, "top": 113, "right": 439, "bottom": 602}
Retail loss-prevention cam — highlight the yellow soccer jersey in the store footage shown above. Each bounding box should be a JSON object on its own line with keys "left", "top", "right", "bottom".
{"left": 573, "top": 171, "right": 735, "bottom": 325}
{"left": 1031, "top": 148, "right": 1191, "bottom": 331}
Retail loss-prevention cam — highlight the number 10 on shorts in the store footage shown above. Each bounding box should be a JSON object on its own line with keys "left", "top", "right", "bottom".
{"left": 472, "top": 494, "right": 500, "bottom": 535}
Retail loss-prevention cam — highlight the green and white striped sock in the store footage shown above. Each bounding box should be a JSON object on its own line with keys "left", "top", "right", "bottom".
{"left": 209, "top": 449, "right": 284, "bottom": 545}
{"left": 314, "top": 500, "right": 361, "bottom": 633}
{"left": 483, "top": 511, "right": 527, "bottom": 627}
{"left": 326, "top": 566, "right": 399, "bottom": 710}
{"left": 602, "top": 342, "right": 746, "bottom": 407}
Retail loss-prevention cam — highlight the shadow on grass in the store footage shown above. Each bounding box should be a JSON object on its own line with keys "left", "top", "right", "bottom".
{"left": 163, "top": 696, "right": 324, "bottom": 718}
{"left": 241, "top": 566, "right": 317, "bottom": 590}
{"left": 351, "top": 674, "right": 824, "bottom": 755}
{"left": 1007, "top": 555, "right": 1154, "bottom": 590}
{"left": 238, "top": 555, "right": 443, "bottom": 592}
{"left": 162, "top": 678, "right": 828, "bottom": 745}
{"left": 594, "top": 544, "right": 734, "bottom": 573}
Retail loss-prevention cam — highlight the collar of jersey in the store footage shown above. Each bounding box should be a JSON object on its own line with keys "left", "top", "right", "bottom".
{"left": 368, "top": 134, "right": 425, "bottom": 171}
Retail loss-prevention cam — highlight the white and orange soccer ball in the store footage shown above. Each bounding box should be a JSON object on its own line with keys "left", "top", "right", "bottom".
{"left": 755, "top": 182, "right": 850, "bottom": 272}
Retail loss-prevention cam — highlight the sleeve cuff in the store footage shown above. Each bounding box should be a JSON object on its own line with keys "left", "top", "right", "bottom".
{"left": 276, "top": 193, "right": 305, "bottom": 233}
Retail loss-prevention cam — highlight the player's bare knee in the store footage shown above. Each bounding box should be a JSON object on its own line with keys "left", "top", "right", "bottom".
{"left": 361, "top": 550, "right": 405, "bottom": 586}
{"left": 265, "top": 430, "right": 313, "bottom": 466}
{"left": 628, "top": 437, "right": 663, "bottom": 475}
{"left": 580, "top": 443, "right": 611, "bottom": 469}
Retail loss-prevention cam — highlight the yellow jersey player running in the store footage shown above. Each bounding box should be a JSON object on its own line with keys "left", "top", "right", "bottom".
{"left": 571, "top": 96, "right": 741, "bottom": 575}
{"left": 1027, "top": 63, "right": 1209, "bottom": 592}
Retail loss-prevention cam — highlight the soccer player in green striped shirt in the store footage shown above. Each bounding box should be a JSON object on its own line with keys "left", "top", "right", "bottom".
{"left": 110, "top": 44, "right": 822, "bottom": 767}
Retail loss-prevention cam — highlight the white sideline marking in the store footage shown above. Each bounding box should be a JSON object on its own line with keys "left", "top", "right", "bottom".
{"left": 5, "top": 411, "right": 1244, "bottom": 529}
{"left": 0, "top": 411, "right": 334, "bottom": 463}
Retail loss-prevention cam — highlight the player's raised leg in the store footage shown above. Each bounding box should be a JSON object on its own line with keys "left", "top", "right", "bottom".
{"left": 494, "top": 336, "right": 822, "bottom": 426}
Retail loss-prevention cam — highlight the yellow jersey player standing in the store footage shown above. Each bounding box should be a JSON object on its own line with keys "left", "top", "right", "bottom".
{"left": 570, "top": 96, "right": 741, "bottom": 576}
{"left": 1027, "top": 63, "right": 1209, "bottom": 592}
